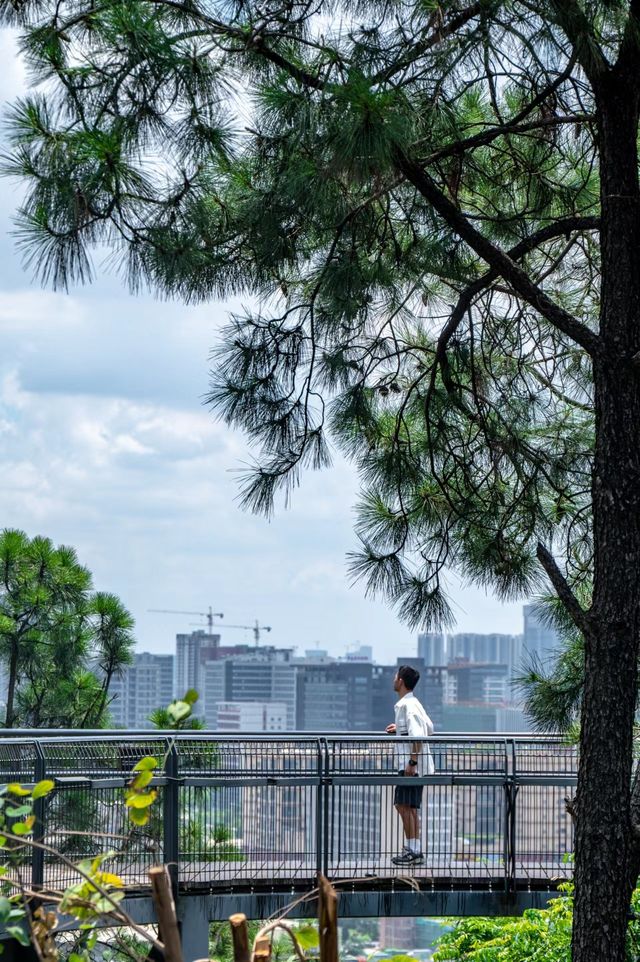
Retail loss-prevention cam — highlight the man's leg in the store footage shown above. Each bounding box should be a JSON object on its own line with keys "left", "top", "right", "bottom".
{"left": 397, "top": 803, "right": 420, "bottom": 853}
{"left": 407, "top": 805, "right": 421, "bottom": 853}
{"left": 394, "top": 803, "right": 421, "bottom": 854}
{"left": 395, "top": 802, "right": 413, "bottom": 843}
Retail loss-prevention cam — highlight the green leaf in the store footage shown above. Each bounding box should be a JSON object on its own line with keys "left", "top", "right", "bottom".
{"left": 5, "top": 805, "right": 32, "bottom": 818}
{"left": 295, "top": 925, "right": 319, "bottom": 950}
{"left": 126, "top": 791, "right": 157, "bottom": 809}
{"left": 0, "top": 897, "right": 12, "bottom": 923}
{"left": 6, "top": 784, "right": 30, "bottom": 797}
{"left": 5, "top": 926, "right": 29, "bottom": 945}
{"left": 32, "top": 779, "right": 55, "bottom": 799}
{"left": 183, "top": 688, "right": 199, "bottom": 705}
{"left": 132, "top": 755, "right": 158, "bottom": 772}
{"left": 130, "top": 769, "right": 154, "bottom": 790}
{"left": 12, "top": 818, "right": 35, "bottom": 835}
{"left": 167, "top": 700, "right": 191, "bottom": 723}
{"left": 128, "top": 807, "right": 151, "bottom": 826}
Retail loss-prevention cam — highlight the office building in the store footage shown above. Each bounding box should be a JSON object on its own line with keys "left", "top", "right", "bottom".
{"left": 295, "top": 661, "right": 372, "bottom": 731}
{"left": 418, "top": 632, "right": 447, "bottom": 666}
{"left": 216, "top": 701, "right": 287, "bottom": 732}
{"left": 495, "top": 706, "right": 530, "bottom": 731}
{"left": 203, "top": 650, "right": 297, "bottom": 728}
{"left": 449, "top": 633, "right": 522, "bottom": 677}
{"left": 445, "top": 662, "right": 510, "bottom": 705}
{"left": 109, "top": 652, "right": 175, "bottom": 729}
{"left": 442, "top": 703, "right": 502, "bottom": 732}
{"left": 344, "top": 644, "right": 373, "bottom": 662}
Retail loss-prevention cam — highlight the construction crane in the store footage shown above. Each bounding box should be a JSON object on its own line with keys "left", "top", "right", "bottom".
{"left": 148, "top": 609, "right": 271, "bottom": 644}
{"left": 223, "top": 620, "right": 272, "bottom": 645}
{"left": 148, "top": 607, "right": 224, "bottom": 632}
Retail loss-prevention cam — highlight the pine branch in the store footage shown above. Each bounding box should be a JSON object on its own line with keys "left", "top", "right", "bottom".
{"left": 437, "top": 216, "right": 600, "bottom": 369}
{"left": 394, "top": 149, "right": 602, "bottom": 357}
{"left": 373, "top": 1, "right": 485, "bottom": 84}
{"left": 545, "top": 0, "right": 609, "bottom": 83}
{"left": 536, "top": 542, "right": 592, "bottom": 637}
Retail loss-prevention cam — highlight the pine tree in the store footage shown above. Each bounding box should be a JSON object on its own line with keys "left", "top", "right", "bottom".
{"left": 2, "top": 2, "right": 640, "bottom": 958}
{"left": 0, "top": 529, "right": 135, "bottom": 727}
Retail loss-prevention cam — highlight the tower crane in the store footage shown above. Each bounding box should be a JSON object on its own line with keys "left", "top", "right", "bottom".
{"left": 148, "top": 609, "right": 271, "bottom": 644}
{"left": 223, "top": 621, "right": 272, "bottom": 645}
{"left": 148, "top": 606, "right": 223, "bottom": 632}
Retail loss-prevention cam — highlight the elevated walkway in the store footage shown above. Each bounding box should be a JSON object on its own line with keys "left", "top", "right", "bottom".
{"left": 0, "top": 732, "right": 576, "bottom": 956}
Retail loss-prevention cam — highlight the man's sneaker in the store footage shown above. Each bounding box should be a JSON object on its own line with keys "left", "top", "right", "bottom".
{"left": 392, "top": 851, "right": 424, "bottom": 865}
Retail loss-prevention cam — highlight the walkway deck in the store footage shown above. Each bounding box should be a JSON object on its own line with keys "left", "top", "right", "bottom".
{"left": 0, "top": 731, "right": 575, "bottom": 914}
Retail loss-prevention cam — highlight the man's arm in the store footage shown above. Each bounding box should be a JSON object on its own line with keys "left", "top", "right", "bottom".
{"left": 406, "top": 711, "right": 423, "bottom": 775}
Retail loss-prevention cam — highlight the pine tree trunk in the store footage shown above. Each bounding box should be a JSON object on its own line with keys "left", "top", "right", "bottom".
{"left": 572, "top": 71, "right": 640, "bottom": 962}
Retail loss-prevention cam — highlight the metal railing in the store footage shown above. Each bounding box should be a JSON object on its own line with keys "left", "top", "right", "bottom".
{"left": 0, "top": 733, "right": 576, "bottom": 896}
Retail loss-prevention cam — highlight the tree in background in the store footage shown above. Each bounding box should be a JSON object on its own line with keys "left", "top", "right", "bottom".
{"left": 3, "top": 1, "right": 640, "bottom": 958}
{"left": 0, "top": 529, "right": 134, "bottom": 727}
{"left": 148, "top": 706, "right": 205, "bottom": 731}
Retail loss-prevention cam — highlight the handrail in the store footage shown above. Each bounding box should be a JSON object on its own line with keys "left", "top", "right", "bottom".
{"left": 0, "top": 734, "right": 576, "bottom": 900}
{"left": 0, "top": 728, "right": 563, "bottom": 739}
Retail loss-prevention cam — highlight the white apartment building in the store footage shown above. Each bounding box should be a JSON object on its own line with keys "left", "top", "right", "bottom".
{"left": 216, "top": 701, "right": 287, "bottom": 732}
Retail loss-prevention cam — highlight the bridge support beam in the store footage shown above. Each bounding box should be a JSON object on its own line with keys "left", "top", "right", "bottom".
{"left": 178, "top": 896, "right": 212, "bottom": 960}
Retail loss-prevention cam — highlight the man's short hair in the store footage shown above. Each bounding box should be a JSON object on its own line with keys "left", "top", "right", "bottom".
{"left": 397, "top": 665, "right": 420, "bottom": 690}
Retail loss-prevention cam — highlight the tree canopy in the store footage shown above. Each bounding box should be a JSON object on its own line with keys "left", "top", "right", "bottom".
{"left": 0, "top": 0, "right": 600, "bottom": 627}
{"left": 0, "top": 528, "right": 135, "bottom": 727}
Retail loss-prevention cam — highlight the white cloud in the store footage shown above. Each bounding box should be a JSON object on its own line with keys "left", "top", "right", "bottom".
{"left": 0, "top": 290, "right": 86, "bottom": 332}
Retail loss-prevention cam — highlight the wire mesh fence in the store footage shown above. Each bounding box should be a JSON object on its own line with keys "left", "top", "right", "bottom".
{"left": 0, "top": 734, "right": 576, "bottom": 894}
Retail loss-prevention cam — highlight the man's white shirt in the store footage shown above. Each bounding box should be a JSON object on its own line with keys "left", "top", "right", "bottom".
{"left": 394, "top": 692, "right": 435, "bottom": 774}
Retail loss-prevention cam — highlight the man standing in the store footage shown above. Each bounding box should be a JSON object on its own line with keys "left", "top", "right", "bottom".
{"left": 386, "top": 665, "right": 435, "bottom": 865}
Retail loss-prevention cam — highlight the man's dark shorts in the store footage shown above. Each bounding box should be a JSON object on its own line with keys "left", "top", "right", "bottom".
{"left": 394, "top": 773, "right": 423, "bottom": 809}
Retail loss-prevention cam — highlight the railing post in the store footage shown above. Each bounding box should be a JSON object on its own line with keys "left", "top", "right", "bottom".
{"left": 164, "top": 741, "right": 180, "bottom": 900}
{"left": 504, "top": 739, "right": 518, "bottom": 897}
{"left": 316, "top": 740, "right": 323, "bottom": 878}
{"left": 31, "top": 741, "right": 46, "bottom": 892}
{"left": 322, "top": 738, "right": 330, "bottom": 877}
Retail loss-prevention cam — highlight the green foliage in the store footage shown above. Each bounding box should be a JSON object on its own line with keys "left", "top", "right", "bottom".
{"left": 0, "top": 0, "right": 604, "bottom": 630}
{"left": 515, "top": 587, "right": 592, "bottom": 733}
{"left": 148, "top": 689, "right": 206, "bottom": 730}
{"left": 432, "top": 885, "right": 640, "bottom": 961}
{"left": 208, "top": 919, "right": 320, "bottom": 962}
{"left": 0, "top": 529, "right": 135, "bottom": 728}
{"left": 434, "top": 891, "right": 573, "bottom": 961}
{"left": 180, "top": 818, "right": 244, "bottom": 862}
{"left": 0, "top": 778, "right": 57, "bottom": 949}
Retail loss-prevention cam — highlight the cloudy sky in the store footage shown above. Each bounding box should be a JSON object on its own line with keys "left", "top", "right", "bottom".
{"left": 0, "top": 31, "right": 524, "bottom": 662}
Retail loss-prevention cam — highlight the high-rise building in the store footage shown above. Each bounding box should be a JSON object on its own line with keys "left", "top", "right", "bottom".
{"left": 449, "top": 633, "right": 522, "bottom": 676}
{"left": 295, "top": 661, "right": 373, "bottom": 731}
{"left": 109, "top": 652, "right": 175, "bottom": 729}
{"left": 522, "top": 604, "right": 560, "bottom": 663}
{"left": 417, "top": 632, "right": 447, "bottom": 666}
{"left": 203, "top": 649, "right": 297, "bottom": 728}
{"left": 175, "top": 629, "right": 221, "bottom": 713}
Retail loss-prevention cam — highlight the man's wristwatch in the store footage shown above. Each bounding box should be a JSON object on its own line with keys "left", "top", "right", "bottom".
{"left": 408, "top": 759, "right": 418, "bottom": 767}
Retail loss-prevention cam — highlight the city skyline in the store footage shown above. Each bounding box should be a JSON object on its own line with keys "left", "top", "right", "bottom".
{"left": 0, "top": 29, "right": 524, "bottom": 665}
